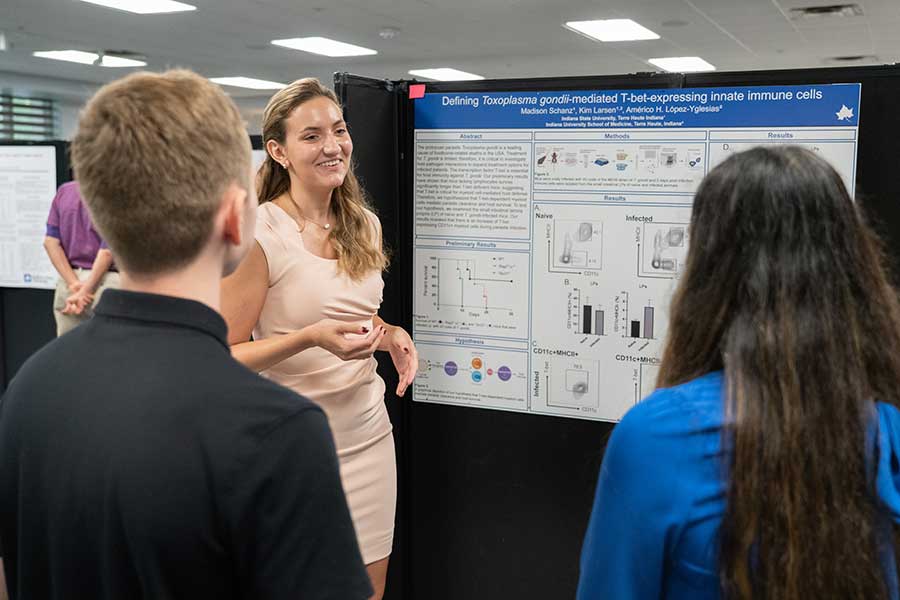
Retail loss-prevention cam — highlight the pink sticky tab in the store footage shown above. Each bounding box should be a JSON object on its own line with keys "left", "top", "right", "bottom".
{"left": 409, "top": 84, "right": 426, "bottom": 99}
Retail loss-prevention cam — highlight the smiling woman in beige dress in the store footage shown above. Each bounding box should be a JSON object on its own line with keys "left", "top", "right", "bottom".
{"left": 221, "top": 78, "right": 417, "bottom": 600}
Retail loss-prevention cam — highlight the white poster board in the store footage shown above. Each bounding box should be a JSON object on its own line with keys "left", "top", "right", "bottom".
{"left": 0, "top": 145, "right": 59, "bottom": 289}
{"left": 412, "top": 83, "right": 861, "bottom": 422}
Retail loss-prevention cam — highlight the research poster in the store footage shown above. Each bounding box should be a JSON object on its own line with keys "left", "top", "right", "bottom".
{"left": 0, "top": 145, "right": 59, "bottom": 289}
{"left": 412, "top": 83, "right": 861, "bottom": 422}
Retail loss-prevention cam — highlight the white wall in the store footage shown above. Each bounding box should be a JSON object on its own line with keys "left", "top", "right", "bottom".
{"left": 57, "top": 100, "right": 84, "bottom": 139}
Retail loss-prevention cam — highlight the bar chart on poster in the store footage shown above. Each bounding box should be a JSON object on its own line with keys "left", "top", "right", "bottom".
{"left": 412, "top": 83, "right": 861, "bottom": 421}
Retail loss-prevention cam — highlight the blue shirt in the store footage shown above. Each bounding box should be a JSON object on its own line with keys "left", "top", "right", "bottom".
{"left": 577, "top": 370, "right": 900, "bottom": 600}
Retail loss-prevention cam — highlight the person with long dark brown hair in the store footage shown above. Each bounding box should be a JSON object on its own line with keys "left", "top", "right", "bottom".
{"left": 576, "top": 146, "right": 900, "bottom": 599}
{"left": 221, "top": 78, "right": 417, "bottom": 600}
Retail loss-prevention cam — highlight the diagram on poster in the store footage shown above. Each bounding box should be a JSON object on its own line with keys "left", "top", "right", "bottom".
{"left": 414, "top": 343, "right": 529, "bottom": 412}
{"left": 534, "top": 142, "right": 706, "bottom": 193}
{"left": 413, "top": 82, "right": 861, "bottom": 422}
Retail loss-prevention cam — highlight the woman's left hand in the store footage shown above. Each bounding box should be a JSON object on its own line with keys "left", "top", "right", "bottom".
{"left": 382, "top": 326, "right": 418, "bottom": 397}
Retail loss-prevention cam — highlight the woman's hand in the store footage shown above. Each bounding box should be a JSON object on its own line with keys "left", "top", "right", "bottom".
{"left": 312, "top": 319, "right": 386, "bottom": 361}
{"left": 382, "top": 326, "right": 418, "bottom": 397}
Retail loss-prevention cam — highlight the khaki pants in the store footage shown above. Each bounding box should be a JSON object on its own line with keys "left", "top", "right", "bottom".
{"left": 53, "top": 270, "right": 121, "bottom": 336}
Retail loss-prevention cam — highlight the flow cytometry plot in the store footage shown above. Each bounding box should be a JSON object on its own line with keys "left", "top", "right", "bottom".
{"left": 553, "top": 219, "right": 603, "bottom": 269}
{"left": 639, "top": 222, "right": 688, "bottom": 278}
{"left": 566, "top": 368, "right": 591, "bottom": 396}
{"left": 546, "top": 358, "right": 601, "bottom": 410}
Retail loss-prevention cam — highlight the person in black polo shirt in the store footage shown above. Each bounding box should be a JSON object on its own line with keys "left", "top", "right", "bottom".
{"left": 0, "top": 69, "right": 373, "bottom": 600}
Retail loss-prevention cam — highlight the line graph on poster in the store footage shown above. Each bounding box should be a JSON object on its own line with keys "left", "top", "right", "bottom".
{"left": 413, "top": 248, "right": 530, "bottom": 339}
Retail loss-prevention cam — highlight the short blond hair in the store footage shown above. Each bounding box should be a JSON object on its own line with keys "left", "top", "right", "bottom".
{"left": 71, "top": 69, "right": 250, "bottom": 275}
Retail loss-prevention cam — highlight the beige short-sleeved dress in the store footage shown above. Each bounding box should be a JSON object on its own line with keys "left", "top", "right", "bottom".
{"left": 253, "top": 202, "right": 395, "bottom": 564}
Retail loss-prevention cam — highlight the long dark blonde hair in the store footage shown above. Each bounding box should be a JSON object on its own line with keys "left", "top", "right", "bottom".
{"left": 658, "top": 146, "right": 900, "bottom": 599}
{"left": 257, "top": 78, "right": 387, "bottom": 280}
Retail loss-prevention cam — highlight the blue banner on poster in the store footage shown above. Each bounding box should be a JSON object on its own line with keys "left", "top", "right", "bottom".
{"left": 414, "top": 84, "right": 861, "bottom": 129}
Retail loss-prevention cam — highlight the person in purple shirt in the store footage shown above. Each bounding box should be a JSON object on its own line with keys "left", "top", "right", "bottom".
{"left": 43, "top": 180, "right": 119, "bottom": 335}
{"left": 578, "top": 146, "right": 900, "bottom": 600}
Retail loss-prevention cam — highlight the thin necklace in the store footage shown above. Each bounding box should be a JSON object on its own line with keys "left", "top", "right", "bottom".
{"left": 287, "top": 191, "right": 332, "bottom": 231}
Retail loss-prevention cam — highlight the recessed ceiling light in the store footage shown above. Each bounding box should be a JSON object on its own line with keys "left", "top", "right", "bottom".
{"left": 790, "top": 4, "right": 863, "bottom": 19}
{"left": 76, "top": 0, "right": 196, "bottom": 14}
{"left": 826, "top": 54, "right": 878, "bottom": 64}
{"left": 564, "top": 19, "right": 660, "bottom": 42}
{"left": 210, "top": 77, "right": 286, "bottom": 90}
{"left": 271, "top": 37, "right": 377, "bottom": 57}
{"left": 33, "top": 50, "right": 99, "bottom": 65}
{"left": 408, "top": 68, "right": 484, "bottom": 81}
{"left": 648, "top": 56, "right": 716, "bottom": 72}
{"left": 100, "top": 55, "right": 147, "bottom": 67}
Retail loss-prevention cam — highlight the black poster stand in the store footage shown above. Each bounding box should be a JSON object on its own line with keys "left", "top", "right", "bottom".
{"left": 1, "top": 140, "right": 69, "bottom": 391}
{"left": 334, "top": 74, "right": 410, "bottom": 600}
{"left": 336, "top": 64, "right": 900, "bottom": 600}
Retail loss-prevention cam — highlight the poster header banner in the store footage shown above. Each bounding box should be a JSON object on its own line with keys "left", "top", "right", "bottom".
{"left": 414, "top": 84, "right": 862, "bottom": 130}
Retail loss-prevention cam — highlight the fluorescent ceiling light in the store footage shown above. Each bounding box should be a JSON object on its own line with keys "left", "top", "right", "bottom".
{"left": 408, "top": 68, "right": 485, "bottom": 81}
{"left": 648, "top": 56, "right": 716, "bottom": 72}
{"left": 33, "top": 50, "right": 99, "bottom": 65}
{"left": 210, "top": 77, "right": 286, "bottom": 90}
{"left": 76, "top": 0, "right": 196, "bottom": 14}
{"left": 271, "top": 37, "right": 377, "bottom": 57}
{"left": 564, "top": 19, "right": 660, "bottom": 42}
{"left": 100, "top": 55, "right": 147, "bottom": 67}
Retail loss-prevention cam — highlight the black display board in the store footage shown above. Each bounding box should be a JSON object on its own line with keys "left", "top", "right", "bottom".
{"left": 1, "top": 140, "right": 69, "bottom": 391}
{"left": 334, "top": 73, "right": 409, "bottom": 600}
{"left": 337, "top": 64, "right": 900, "bottom": 600}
